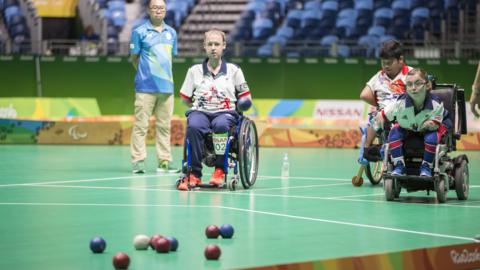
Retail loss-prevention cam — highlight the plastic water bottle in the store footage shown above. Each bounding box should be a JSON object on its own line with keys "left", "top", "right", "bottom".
{"left": 281, "top": 153, "right": 290, "bottom": 179}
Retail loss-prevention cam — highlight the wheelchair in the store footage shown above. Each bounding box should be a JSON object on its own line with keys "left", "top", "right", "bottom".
{"left": 380, "top": 83, "right": 469, "bottom": 203}
{"left": 175, "top": 114, "right": 259, "bottom": 191}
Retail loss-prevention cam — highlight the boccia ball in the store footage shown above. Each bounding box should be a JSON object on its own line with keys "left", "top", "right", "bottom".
{"left": 219, "top": 224, "right": 234, "bottom": 239}
{"left": 204, "top": 244, "right": 221, "bottom": 260}
{"left": 133, "top": 234, "right": 150, "bottom": 250}
{"left": 205, "top": 225, "right": 220, "bottom": 239}
{"left": 112, "top": 252, "right": 130, "bottom": 269}
{"left": 155, "top": 237, "right": 170, "bottom": 253}
{"left": 237, "top": 97, "right": 252, "bottom": 112}
{"left": 149, "top": 234, "right": 163, "bottom": 250}
{"left": 165, "top": 236, "right": 178, "bottom": 251}
{"left": 89, "top": 236, "right": 106, "bottom": 253}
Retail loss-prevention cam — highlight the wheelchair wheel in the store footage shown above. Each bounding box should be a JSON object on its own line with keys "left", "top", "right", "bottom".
{"left": 365, "top": 137, "right": 383, "bottom": 185}
{"left": 365, "top": 161, "right": 383, "bottom": 185}
{"left": 454, "top": 160, "right": 469, "bottom": 200}
{"left": 435, "top": 175, "right": 447, "bottom": 203}
{"left": 238, "top": 118, "right": 259, "bottom": 189}
{"left": 384, "top": 178, "right": 394, "bottom": 201}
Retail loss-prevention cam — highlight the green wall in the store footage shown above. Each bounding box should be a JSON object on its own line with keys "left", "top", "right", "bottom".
{"left": 0, "top": 56, "right": 478, "bottom": 115}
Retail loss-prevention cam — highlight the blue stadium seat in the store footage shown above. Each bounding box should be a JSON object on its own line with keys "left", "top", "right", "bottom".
{"left": 357, "top": 34, "right": 380, "bottom": 58}
{"left": 276, "top": 25, "right": 294, "bottom": 38}
{"left": 374, "top": 0, "right": 391, "bottom": 9}
{"left": 107, "top": 0, "right": 125, "bottom": 11}
{"left": 337, "top": 44, "right": 350, "bottom": 57}
{"left": 391, "top": 0, "right": 410, "bottom": 18}
{"left": 410, "top": 7, "right": 429, "bottom": 27}
{"left": 304, "top": 0, "right": 322, "bottom": 11}
{"left": 367, "top": 25, "right": 386, "bottom": 37}
{"left": 267, "top": 35, "right": 287, "bottom": 47}
{"left": 321, "top": 0, "right": 339, "bottom": 19}
{"left": 355, "top": 0, "right": 374, "bottom": 10}
{"left": 252, "top": 17, "right": 274, "bottom": 40}
{"left": 301, "top": 9, "right": 321, "bottom": 29}
{"left": 338, "top": 8, "right": 358, "bottom": 21}
{"left": 320, "top": 34, "right": 339, "bottom": 46}
{"left": 9, "top": 23, "right": 28, "bottom": 37}
{"left": 373, "top": 7, "right": 393, "bottom": 28}
{"left": 410, "top": 0, "right": 426, "bottom": 10}
{"left": 338, "top": 0, "right": 354, "bottom": 9}
{"left": 4, "top": 5, "right": 20, "bottom": 25}
{"left": 257, "top": 44, "right": 273, "bottom": 56}
{"left": 285, "top": 9, "right": 303, "bottom": 28}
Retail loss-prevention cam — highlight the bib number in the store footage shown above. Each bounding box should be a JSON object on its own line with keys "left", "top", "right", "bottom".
{"left": 212, "top": 133, "right": 228, "bottom": 155}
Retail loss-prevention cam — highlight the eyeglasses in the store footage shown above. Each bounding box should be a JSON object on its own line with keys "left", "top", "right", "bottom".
{"left": 150, "top": 5, "right": 165, "bottom": 11}
{"left": 406, "top": 80, "right": 427, "bottom": 88}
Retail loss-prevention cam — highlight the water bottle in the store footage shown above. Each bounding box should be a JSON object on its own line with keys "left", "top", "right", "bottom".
{"left": 281, "top": 153, "right": 290, "bottom": 179}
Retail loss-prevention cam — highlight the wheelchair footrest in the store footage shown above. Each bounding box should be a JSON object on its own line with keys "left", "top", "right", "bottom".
{"left": 385, "top": 174, "right": 435, "bottom": 181}
{"left": 194, "top": 183, "right": 227, "bottom": 189}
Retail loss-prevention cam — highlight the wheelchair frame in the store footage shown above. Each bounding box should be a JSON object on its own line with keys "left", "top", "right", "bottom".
{"left": 176, "top": 114, "right": 259, "bottom": 191}
{"left": 380, "top": 83, "right": 469, "bottom": 203}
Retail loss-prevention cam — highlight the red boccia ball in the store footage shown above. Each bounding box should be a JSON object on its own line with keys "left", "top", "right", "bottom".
{"left": 155, "top": 237, "right": 170, "bottom": 253}
{"left": 149, "top": 234, "right": 163, "bottom": 250}
{"left": 112, "top": 252, "right": 130, "bottom": 269}
{"left": 205, "top": 225, "right": 220, "bottom": 239}
{"left": 204, "top": 244, "right": 221, "bottom": 260}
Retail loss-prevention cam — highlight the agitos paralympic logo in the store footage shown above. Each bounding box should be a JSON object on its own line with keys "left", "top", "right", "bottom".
{"left": 450, "top": 248, "right": 480, "bottom": 264}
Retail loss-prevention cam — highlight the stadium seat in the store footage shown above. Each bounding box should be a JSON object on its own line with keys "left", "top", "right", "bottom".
{"left": 304, "top": 0, "right": 322, "bottom": 11}
{"left": 373, "top": 7, "right": 393, "bottom": 28}
{"left": 367, "top": 25, "right": 386, "bottom": 37}
{"left": 410, "top": 0, "right": 426, "bottom": 10}
{"left": 338, "top": 0, "right": 354, "bottom": 9}
{"left": 374, "top": 0, "right": 391, "bottom": 9}
{"left": 285, "top": 9, "right": 303, "bottom": 28}
{"left": 276, "top": 25, "right": 294, "bottom": 39}
{"left": 257, "top": 44, "right": 273, "bottom": 56}
{"left": 410, "top": 7, "right": 429, "bottom": 27}
{"left": 301, "top": 9, "right": 321, "bottom": 29}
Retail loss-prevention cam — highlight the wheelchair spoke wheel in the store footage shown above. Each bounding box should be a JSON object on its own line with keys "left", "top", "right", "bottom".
{"left": 238, "top": 118, "right": 259, "bottom": 189}
{"left": 454, "top": 160, "right": 469, "bottom": 200}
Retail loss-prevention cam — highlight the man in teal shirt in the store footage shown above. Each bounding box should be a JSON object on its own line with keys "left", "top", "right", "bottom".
{"left": 130, "top": 0, "right": 179, "bottom": 174}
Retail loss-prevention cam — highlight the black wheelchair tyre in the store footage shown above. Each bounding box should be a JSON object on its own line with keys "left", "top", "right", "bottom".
{"left": 238, "top": 118, "right": 259, "bottom": 189}
{"left": 436, "top": 175, "right": 447, "bottom": 203}
{"left": 384, "top": 178, "right": 394, "bottom": 201}
{"left": 454, "top": 160, "right": 469, "bottom": 200}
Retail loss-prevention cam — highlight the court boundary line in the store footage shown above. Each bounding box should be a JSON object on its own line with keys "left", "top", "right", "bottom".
{"left": 17, "top": 183, "right": 480, "bottom": 209}
{"left": 0, "top": 201, "right": 475, "bottom": 242}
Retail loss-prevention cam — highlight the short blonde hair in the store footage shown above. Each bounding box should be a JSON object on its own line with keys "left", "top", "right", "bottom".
{"left": 204, "top": 29, "right": 226, "bottom": 44}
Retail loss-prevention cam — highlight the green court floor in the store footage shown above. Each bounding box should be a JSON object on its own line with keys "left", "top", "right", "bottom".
{"left": 0, "top": 145, "right": 479, "bottom": 270}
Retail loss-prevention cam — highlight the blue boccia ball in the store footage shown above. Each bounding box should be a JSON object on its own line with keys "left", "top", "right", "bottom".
{"left": 237, "top": 97, "right": 252, "bottom": 112}
{"left": 90, "top": 236, "right": 106, "bottom": 253}
{"left": 219, "top": 224, "right": 234, "bottom": 239}
{"left": 165, "top": 236, "right": 179, "bottom": 251}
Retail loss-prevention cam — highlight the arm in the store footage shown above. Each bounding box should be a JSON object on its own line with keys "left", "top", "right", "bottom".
{"left": 360, "top": 85, "right": 377, "bottom": 107}
{"left": 130, "top": 54, "right": 139, "bottom": 70}
{"left": 470, "top": 62, "right": 480, "bottom": 117}
{"left": 421, "top": 101, "right": 444, "bottom": 131}
{"left": 179, "top": 67, "right": 194, "bottom": 107}
{"left": 233, "top": 68, "right": 252, "bottom": 111}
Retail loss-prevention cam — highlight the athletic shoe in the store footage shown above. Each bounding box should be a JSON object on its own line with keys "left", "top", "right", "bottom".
{"left": 157, "top": 160, "right": 180, "bottom": 173}
{"left": 177, "top": 174, "right": 202, "bottom": 191}
{"left": 209, "top": 168, "right": 225, "bottom": 186}
{"left": 132, "top": 161, "right": 145, "bottom": 174}
{"left": 419, "top": 162, "right": 432, "bottom": 177}
{"left": 391, "top": 161, "right": 406, "bottom": 176}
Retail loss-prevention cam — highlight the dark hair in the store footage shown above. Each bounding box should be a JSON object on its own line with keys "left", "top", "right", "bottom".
{"left": 407, "top": 68, "right": 432, "bottom": 90}
{"left": 379, "top": 39, "right": 403, "bottom": 60}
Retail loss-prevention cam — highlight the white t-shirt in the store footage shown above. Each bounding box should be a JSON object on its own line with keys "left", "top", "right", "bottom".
{"left": 366, "top": 64, "right": 413, "bottom": 109}
{"left": 180, "top": 59, "right": 251, "bottom": 112}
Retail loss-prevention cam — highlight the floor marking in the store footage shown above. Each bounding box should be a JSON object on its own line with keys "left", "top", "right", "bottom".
{"left": 22, "top": 183, "right": 480, "bottom": 209}
{"left": 219, "top": 205, "right": 477, "bottom": 241}
{"left": 0, "top": 174, "right": 177, "bottom": 188}
{"left": 258, "top": 175, "right": 350, "bottom": 181}
{"left": 241, "top": 182, "right": 350, "bottom": 191}
{"left": 325, "top": 193, "right": 385, "bottom": 199}
{"left": 0, "top": 201, "right": 474, "bottom": 241}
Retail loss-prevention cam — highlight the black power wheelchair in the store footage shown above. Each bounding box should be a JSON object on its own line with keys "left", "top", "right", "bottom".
{"left": 380, "top": 83, "right": 469, "bottom": 203}
{"left": 175, "top": 114, "right": 259, "bottom": 191}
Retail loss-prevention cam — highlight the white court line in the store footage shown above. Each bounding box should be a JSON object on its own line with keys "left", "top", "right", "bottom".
{"left": 240, "top": 182, "right": 350, "bottom": 191}
{"left": 0, "top": 174, "right": 178, "bottom": 188}
{"left": 325, "top": 193, "right": 385, "bottom": 199}
{"left": 26, "top": 183, "right": 480, "bottom": 209}
{"left": 0, "top": 201, "right": 474, "bottom": 242}
{"left": 258, "top": 175, "right": 351, "bottom": 181}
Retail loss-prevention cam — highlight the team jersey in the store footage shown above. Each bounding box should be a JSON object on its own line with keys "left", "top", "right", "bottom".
{"left": 179, "top": 58, "right": 251, "bottom": 112}
{"left": 380, "top": 92, "right": 450, "bottom": 132}
{"left": 366, "top": 64, "right": 413, "bottom": 109}
{"left": 130, "top": 20, "right": 177, "bottom": 93}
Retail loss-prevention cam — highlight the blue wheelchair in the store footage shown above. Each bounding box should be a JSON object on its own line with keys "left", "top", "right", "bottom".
{"left": 175, "top": 114, "right": 259, "bottom": 191}
{"left": 381, "top": 83, "right": 469, "bottom": 203}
